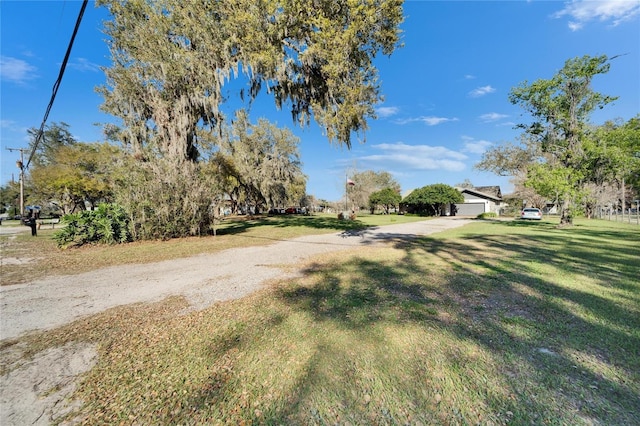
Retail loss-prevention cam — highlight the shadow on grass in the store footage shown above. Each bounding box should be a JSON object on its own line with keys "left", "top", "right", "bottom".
{"left": 112, "top": 219, "right": 639, "bottom": 425}
{"left": 462, "top": 219, "right": 640, "bottom": 295}
{"left": 264, "top": 222, "right": 640, "bottom": 424}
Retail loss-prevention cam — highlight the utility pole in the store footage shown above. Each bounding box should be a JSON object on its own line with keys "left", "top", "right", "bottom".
{"left": 6, "top": 147, "right": 28, "bottom": 217}
{"left": 345, "top": 174, "right": 348, "bottom": 213}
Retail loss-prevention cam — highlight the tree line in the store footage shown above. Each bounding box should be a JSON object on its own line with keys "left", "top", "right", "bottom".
{"left": 476, "top": 55, "right": 639, "bottom": 225}
{"left": 2, "top": 1, "right": 637, "bottom": 242}
{"left": 0, "top": 117, "right": 309, "bottom": 238}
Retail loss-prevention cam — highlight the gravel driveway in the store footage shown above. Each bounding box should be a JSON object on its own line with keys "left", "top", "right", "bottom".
{"left": 1, "top": 217, "right": 472, "bottom": 340}
{"left": 0, "top": 217, "right": 472, "bottom": 425}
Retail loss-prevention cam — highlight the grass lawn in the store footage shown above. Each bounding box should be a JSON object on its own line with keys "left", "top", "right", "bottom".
{"left": 2, "top": 217, "right": 639, "bottom": 424}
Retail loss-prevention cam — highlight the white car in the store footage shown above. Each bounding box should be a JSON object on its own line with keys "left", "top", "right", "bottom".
{"left": 520, "top": 208, "right": 543, "bottom": 220}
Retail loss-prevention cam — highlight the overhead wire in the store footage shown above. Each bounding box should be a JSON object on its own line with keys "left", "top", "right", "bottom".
{"left": 24, "top": 0, "right": 89, "bottom": 170}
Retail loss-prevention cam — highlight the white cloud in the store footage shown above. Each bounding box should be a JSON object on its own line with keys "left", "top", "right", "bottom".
{"left": 375, "top": 106, "right": 400, "bottom": 118}
{"left": 0, "top": 56, "right": 37, "bottom": 83}
{"left": 357, "top": 142, "right": 468, "bottom": 172}
{"left": 0, "top": 120, "right": 29, "bottom": 137}
{"left": 69, "top": 58, "right": 102, "bottom": 73}
{"left": 568, "top": 20, "right": 585, "bottom": 30}
{"left": 464, "top": 74, "right": 476, "bottom": 80}
{"left": 373, "top": 143, "right": 468, "bottom": 160}
{"left": 0, "top": 120, "right": 15, "bottom": 129}
{"left": 469, "top": 85, "right": 496, "bottom": 98}
{"left": 553, "top": 0, "right": 640, "bottom": 30}
{"left": 479, "top": 112, "right": 508, "bottom": 122}
{"left": 395, "top": 116, "right": 459, "bottom": 126}
{"left": 461, "top": 136, "right": 493, "bottom": 154}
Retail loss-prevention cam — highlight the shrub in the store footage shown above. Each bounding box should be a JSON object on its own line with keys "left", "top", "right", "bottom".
{"left": 53, "top": 203, "right": 131, "bottom": 248}
{"left": 401, "top": 184, "right": 463, "bottom": 216}
{"left": 113, "top": 158, "right": 219, "bottom": 240}
{"left": 477, "top": 212, "right": 498, "bottom": 219}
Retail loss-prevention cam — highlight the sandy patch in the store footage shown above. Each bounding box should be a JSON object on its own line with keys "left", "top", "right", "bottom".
{"left": 1, "top": 343, "right": 97, "bottom": 426}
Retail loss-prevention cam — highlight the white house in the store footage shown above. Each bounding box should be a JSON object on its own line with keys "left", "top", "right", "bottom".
{"left": 454, "top": 186, "right": 503, "bottom": 216}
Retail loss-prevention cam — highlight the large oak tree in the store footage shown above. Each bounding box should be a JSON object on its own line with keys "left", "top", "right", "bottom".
{"left": 97, "top": 0, "right": 404, "bottom": 161}
{"left": 347, "top": 169, "right": 400, "bottom": 210}
{"left": 508, "top": 55, "right": 616, "bottom": 225}
{"left": 95, "top": 0, "right": 403, "bottom": 238}
{"left": 213, "top": 110, "right": 305, "bottom": 214}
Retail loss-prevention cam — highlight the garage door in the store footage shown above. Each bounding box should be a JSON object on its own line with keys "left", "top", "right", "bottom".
{"left": 455, "top": 202, "right": 485, "bottom": 216}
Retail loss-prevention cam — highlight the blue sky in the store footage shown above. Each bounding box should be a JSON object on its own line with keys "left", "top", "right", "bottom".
{"left": 1, "top": 0, "right": 639, "bottom": 202}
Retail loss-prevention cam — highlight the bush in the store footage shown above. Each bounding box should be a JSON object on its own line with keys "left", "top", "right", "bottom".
{"left": 338, "top": 211, "right": 356, "bottom": 220}
{"left": 114, "top": 158, "right": 219, "bottom": 240}
{"left": 401, "top": 184, "right": 463, "bottom": 215}
{"left": 477, "top": 212, "right": 498, "bottom": 219}
{"left": 53, "top": 203, "right": 131, "bottom": 248}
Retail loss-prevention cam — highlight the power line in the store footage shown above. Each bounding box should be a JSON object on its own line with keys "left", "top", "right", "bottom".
{"left": 24, "top": 0, "right": 89, "bottom": 170}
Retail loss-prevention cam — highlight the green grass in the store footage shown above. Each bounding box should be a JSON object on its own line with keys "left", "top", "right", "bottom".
{"left": 2, "top": 217, "right": 639, "bottom": 424}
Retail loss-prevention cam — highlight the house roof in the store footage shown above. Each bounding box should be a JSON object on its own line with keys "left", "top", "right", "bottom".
{"left": 472, "top": 186, "right": 502, "bottom": 199}
{"left": 457, "top": 186, "right": 503, "bottom": 201}
{"left": 403, "top": 185, "right": 503, "bottom": 201}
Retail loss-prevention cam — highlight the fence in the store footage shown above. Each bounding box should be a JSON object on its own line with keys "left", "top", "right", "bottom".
{"left": 596, "top": 207, "right": 640, "bottom": 225}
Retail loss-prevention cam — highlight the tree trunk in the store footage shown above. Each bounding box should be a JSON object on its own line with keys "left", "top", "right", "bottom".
{"left": 585, "top": 204, "right": 593, "bottom": 219}
{"left": 560, "top": 198, "right": 573, "bottom": 225}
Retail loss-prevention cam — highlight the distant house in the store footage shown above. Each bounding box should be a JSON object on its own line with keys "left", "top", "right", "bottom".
{"left": 454, "top": 186, "right": 503, "bottom": 216}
